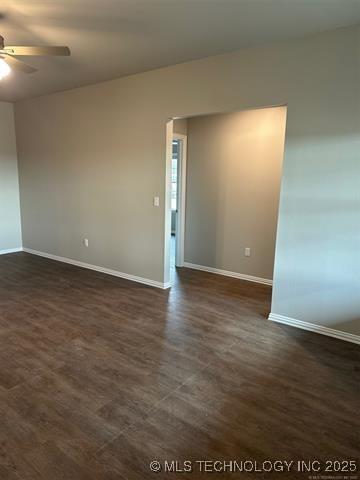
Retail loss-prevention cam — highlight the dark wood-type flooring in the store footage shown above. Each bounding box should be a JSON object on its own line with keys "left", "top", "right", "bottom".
{"left": 0, "top": 251, "right": 359, "bottom": 479}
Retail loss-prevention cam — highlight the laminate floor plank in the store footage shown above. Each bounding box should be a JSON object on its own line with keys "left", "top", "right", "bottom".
{"left": 0, "top": 251, "right": 358, "bottom": 479}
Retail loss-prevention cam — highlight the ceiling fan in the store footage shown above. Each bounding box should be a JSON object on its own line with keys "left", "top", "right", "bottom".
{"left": 0, "top": 34, "right": 70, "bottom": 79}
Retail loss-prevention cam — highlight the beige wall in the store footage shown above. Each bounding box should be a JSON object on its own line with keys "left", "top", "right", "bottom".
{"left": 173, "top": 118, "right": 188, "bottom": 136}
{"left": 14, "top": 26, "right": 360, "bottom": 336}
{"left": 184, "top": 107, "right": 286, "bottom": 280}
{"left": 0, "top": 102, "right": 22, "bottom": 252}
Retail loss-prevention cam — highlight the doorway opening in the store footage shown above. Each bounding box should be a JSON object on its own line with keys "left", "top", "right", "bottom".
{"left": 170, "top": 133, "right": 187, "bottom": 278}
{"left": 165, "top": 105, "right": 287, "bottom": 288}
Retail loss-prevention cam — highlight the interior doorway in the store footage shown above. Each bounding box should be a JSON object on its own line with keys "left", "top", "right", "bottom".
{"left": 171, "top": 133, "right": 187, "bottom": 273}
{"left": 165, "top": 105, "right": 287, "bottom": 288}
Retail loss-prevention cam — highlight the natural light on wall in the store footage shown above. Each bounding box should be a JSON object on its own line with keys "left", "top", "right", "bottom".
{"left": 0, "top": 59, "right": 10, "bottom": 79}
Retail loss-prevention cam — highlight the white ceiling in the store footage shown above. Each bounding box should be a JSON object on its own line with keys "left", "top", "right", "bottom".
{"left": 0, "top": 0, "right": 359, "bottom": 102}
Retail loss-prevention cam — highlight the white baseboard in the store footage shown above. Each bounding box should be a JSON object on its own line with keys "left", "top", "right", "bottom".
{"left": 268, "top": 313, "right": 360, "bottom": 345}
{"left": 183, "top": 262, "right": 272, "bottom": 286}
{"left": 0, "top": 247, "right": 23, "bottom": 255}
{"left": 23, "top": 248, "right": 170, "bottom": 290}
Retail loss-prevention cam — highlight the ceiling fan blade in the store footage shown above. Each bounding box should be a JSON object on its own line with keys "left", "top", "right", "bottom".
{"left": 3, "top": 46, "right": 71, "bottom": 56}
{"left": 1, "top": 54, "right": 37, "bottom": 73}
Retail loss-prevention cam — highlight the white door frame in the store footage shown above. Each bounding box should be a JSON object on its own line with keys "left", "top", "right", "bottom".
{"left": 172, "top": 133, "right": 187, "bottom": 267}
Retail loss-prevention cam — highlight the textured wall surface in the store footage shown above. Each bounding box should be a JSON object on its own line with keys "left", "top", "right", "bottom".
{"left": 15, "top": 26, "right": 360, "bottom": 335}
{"left": 0, "top": 102, "right": 22, "bottom": 252}
{"left": 185, "top": 106, "right": 286, "bottom": 280}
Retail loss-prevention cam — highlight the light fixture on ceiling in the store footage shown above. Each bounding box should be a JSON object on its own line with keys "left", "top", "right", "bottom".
{"left": 0, "top": 34, "right": 70, "bottom": 76}
{"left": 0, "top": 57, "right": 10, "bottom": 79}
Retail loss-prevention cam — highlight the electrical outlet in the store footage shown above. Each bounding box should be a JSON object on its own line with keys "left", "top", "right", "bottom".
{"left": 245, "top": 247, "right": 251, "bottom": 257}
{"left": 83, "top": 238, "right": 89, "bottom": 247}
{"left": 153, "top": 196, "right": 160, "bottom": 207}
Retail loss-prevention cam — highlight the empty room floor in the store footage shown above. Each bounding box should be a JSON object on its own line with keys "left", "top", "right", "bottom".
{"left": 0, "top": 252, "right": 358, "bottom": 480}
